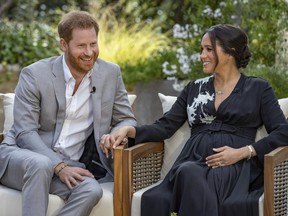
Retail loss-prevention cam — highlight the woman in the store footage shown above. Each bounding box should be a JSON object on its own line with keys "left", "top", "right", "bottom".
{"left": 108, "top": 24, "right": 288, "bottom": 216}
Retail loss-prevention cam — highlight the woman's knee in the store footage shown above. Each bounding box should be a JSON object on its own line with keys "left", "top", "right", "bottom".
{"left": 177, "top": 161, "right": 201, "bottom": 177}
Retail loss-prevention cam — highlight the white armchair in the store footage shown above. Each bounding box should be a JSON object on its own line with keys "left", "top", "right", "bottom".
{"left": 119, "top": 93, "right": 288, "bottom": 216}
{"left": 0, "top": 93, "right": 137, "bottom": 216}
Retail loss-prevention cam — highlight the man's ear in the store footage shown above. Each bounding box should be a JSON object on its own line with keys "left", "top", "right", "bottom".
{"left": 59, "top": 38, "right": 67, "bottom": 52}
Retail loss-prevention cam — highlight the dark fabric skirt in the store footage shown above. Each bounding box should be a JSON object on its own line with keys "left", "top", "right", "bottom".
{"left": 141, "top": 132, "right": 264, "bottom": 216}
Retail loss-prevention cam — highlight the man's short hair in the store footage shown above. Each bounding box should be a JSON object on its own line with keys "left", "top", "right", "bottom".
{"left": 58, "top": 10, "right": 99, "bottom": 42}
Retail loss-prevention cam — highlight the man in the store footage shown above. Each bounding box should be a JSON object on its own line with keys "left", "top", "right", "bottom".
{"left": 0, "top": 10, "right": 136, "bottom": 216}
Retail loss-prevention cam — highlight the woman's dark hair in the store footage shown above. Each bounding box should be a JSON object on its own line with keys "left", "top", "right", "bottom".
{"left": 202, "top": 24, "right": 252, "bottom": 68}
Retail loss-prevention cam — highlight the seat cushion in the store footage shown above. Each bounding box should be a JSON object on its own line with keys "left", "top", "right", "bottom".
{"left": 131, "top": 181, "right": 162, "bottom": 216}
{"left": 0, "top": 182, "right": 114, "bottom": 216}
{"left": 158, "top": 93, "right": 190, "bottom": 179}
{"left": 0, "top": 184, "right": 64, "bottom": 216}
{"left": 90, "top": 182, "right": 114, "bottom": 216}
{"left": 0, "top": 93, "right": 15, "bottom": 135}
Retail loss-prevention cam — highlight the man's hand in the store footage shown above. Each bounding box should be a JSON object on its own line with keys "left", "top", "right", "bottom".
{"left": 99, "top": 133, "right": 128, "bottom": 158}
{"left": 111, "top": 126, "right": 136, "bottom": 149}
{"left": 99, "top": 134, "right": 115, "bottom": 158}
{"left": 57, "top": 166, "right": 94, "bottom": 190}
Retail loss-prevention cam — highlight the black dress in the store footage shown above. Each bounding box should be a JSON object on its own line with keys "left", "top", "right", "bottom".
{"left": 133, "top": 74, "right": 288, "bottom": 216}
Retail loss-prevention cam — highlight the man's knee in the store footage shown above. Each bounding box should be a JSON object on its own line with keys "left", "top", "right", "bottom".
{"left": 25, "top": 155, "right": 54, "bottom": 179}
{"left": 80, "top": 177, "right": 103, "bottom": 202}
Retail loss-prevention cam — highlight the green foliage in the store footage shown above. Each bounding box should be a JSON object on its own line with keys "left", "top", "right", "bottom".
{"left": 0, "top": 0, "right": 288, "bottom": 94}
{"left": 245, "top": 65, "right": 288, "bottom": 99}
{"left": 0, "top": 0, "right": 87, "bottom": 69}
{"left": 120, "top": 50, "right": 172, "bottom": 91}
{"left": 89, "top": 3, "right": 171, "bottom": 90}
{"left": 0, "top": 19, "right": 60, "bottom": 67}
{"left": 239, "top": 0, "right": 288, "bottom": 66}
{"left": 96, "top": 8, "right": 169, "bottom": 66}
{"left": 162, "top": 0, "right": 288, "bottom": 76}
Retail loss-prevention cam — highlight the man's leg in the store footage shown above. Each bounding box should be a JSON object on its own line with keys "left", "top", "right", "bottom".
{"left": 0, "top": 147, "right": 54, "bottom": 216}
{"left": 50, "top": 176, "right": 103, "bottom": 216}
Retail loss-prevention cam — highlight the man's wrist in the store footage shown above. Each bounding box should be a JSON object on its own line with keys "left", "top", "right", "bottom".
{"left": 54, "top": 162, "right": 68, "bottom": 176}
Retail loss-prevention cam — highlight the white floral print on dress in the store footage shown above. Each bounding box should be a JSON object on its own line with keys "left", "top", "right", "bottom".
{"left": 187, "top": 76, "right": 216, "bottom": 126}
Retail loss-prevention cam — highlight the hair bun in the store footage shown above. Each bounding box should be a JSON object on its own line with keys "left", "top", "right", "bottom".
{"left": 238, "top": 45, "right": 252, "bottom": 68}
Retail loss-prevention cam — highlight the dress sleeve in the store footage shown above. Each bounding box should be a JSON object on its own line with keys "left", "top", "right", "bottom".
{"left": 252, "top": 80, "right": 288, "bottom": 163}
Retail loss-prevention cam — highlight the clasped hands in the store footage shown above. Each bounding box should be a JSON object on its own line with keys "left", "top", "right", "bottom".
{"left": 99, "top": 127, "right": 254, "bottom": 169}
{"left": 99, "top": 133, "right": 128, "bottom": 158}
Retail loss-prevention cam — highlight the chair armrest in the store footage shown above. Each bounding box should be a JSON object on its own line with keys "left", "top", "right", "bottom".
{"left": 122, "top": 142, "right": 164, "bottom": 216}
{"left": 113, "top": 144, "right": 128, "bottom": 216}
{"left": 264, "top": 146, "right": 288, "bottom": 216}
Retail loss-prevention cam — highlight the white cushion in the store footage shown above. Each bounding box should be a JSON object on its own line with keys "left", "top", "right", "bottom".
{"left": 255, "top": 97, "right": 288, "bottom": 141}
{"left": 131, "top": 181, "right": 162, "bottom": 216}
{"left": 0, "top": 93, "right": 136, "bottom": 135}
{"left": 278, "top": 97, "right": 288, "bottom": 118}
{"left": 0, "top": 182, "right": 113, "bottom": 216}
{"left": 158, "top": 93, "right": 190, "bottom": 179}
{"left": 0, "top": 93, "right": 15, "bottom": 135}
{"left": 89, "top": 182, "right": 114, "bottom": 216}
{"left": 0, "top": 184, "right": 64, "bottom": 216}
{"left": 0, "top": 92, "right": 136, "bottom": 215}
{"left": 128, "top": 94, "right": 137, "bottom": 106}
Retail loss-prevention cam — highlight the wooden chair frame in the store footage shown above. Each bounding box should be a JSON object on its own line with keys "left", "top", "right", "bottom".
{"left": 264, "top": 147, "right": 288, "bottom": 216}
{"left": 117, "top": 142, "right": 288, "bottom": 216}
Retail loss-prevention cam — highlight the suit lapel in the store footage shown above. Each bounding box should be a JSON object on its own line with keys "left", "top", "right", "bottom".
{"left": 91, "top": 60, "right": 114, "bottom": 177}
{"left": 91, "top": 60, "right": 103, "bottom": 141}
{"left": 51, "top": 56, "right": 66, "bottom": 145}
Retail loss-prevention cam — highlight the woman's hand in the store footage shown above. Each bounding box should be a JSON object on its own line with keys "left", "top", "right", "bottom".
{"left": 99, "top": 126, "right": 136, "bottom": 158}
{"left": 111, "top": 126, "right": 136, "bottom": 149}
{"left": 206, "top": 146, "right": 249, "bottom": 168}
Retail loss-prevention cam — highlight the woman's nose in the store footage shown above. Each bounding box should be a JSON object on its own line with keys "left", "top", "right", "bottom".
{"left": 200, "top": 52, "right": 206, "bottom": 60}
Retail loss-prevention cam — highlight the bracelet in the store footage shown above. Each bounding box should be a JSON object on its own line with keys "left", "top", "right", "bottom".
{"left": 53, "top": 162, "right": 64, "bottom": 170}
{"left": 55, "top": 163, "right": 68, "bottom": 176}
{"left": 247, "top": 145, "right": 254, "bottom": 160}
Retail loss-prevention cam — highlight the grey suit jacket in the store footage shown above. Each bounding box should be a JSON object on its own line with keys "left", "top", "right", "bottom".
{"left": 0, "top": 55, "right": 136, "bottom": 181}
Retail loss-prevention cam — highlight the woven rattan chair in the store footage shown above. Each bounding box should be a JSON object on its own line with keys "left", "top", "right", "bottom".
{"left": 117, "top": 142, "right": 288, "bottom": 216}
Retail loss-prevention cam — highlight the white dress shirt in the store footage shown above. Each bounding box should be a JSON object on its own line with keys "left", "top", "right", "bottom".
{"left": 54, "top": 55, "right": 94, "bottom": 160}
